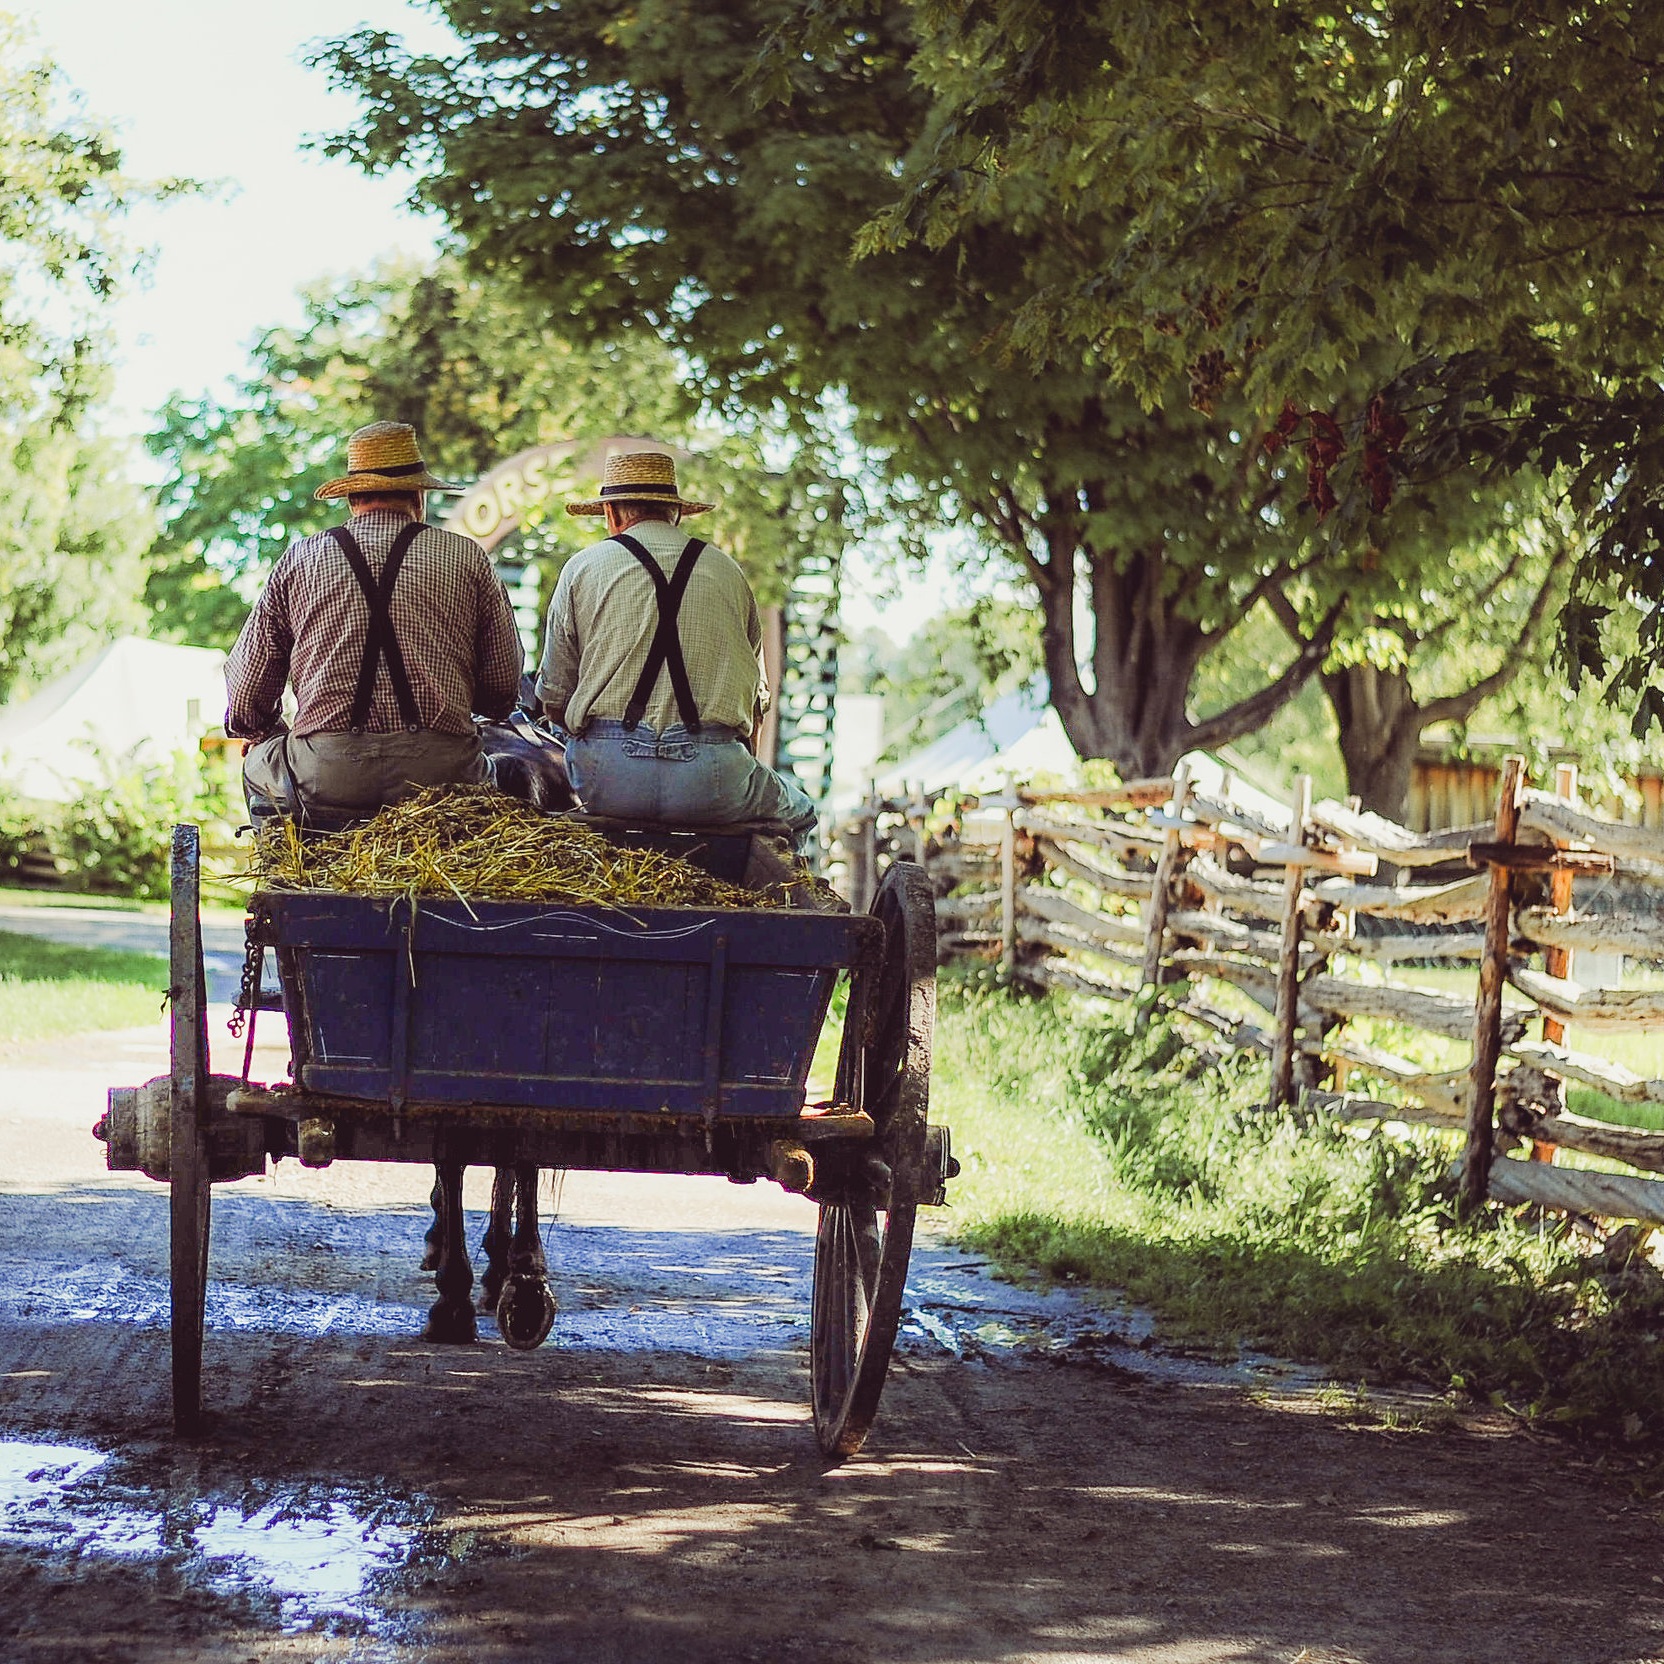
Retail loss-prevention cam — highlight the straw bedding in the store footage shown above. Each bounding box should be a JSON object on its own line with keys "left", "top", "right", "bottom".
{"left": 252, "top": 785, "right": 786, "bottom": 910}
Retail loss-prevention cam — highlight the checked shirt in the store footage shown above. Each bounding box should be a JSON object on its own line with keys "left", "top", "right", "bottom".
{"left": 225, "top": 509, "right": 523, "bottom": 740}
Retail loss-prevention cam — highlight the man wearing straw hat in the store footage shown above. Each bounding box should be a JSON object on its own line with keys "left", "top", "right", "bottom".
{"left": 227, "top": 421, "right": 524, "bottom": 820}
{"left": 537, "top": 451, "right": 817, "bottom": 849}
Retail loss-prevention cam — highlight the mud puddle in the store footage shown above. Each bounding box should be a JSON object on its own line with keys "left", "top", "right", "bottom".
{"left": 0, "top": 1434, "right": 430, "bottom": 1635}
{"left": 898, "top": 1250, "right": 1321, "bottom": 1389}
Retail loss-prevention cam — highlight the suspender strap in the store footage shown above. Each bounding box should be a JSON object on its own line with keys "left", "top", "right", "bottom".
{"left": 327, "top": 522, "right": 425, "bottom": 733}
{"left": 614, "top": 534, "right": 708, "bottom": 733}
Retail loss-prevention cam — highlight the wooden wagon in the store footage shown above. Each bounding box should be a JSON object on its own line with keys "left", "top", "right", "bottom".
{"left": 100, "top": 824, "right": 950, "bottom": 1458}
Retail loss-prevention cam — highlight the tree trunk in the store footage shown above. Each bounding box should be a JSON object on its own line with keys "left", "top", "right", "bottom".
{"left": 1326, "top": 663, "right": 1424, "bottom": 822}
{"left": 1037, "top": 546, "right": 1211, "bottom": 778}
{"left": 1035, "top": 542, "right": 1336, "bottom": 780}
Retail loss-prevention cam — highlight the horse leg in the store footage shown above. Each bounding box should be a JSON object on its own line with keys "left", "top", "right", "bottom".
{"left": 421, "top": 1158, "right": 478, "bottom": 1344}
{"left": 420, "top": 1170, "right": 442, "bottom": 1271}
{"left": 496, "top": 1162, "right": 556, "bottom": 1351}
{"left": 478, "top": 1166, "right": 514, "bottom": 1311}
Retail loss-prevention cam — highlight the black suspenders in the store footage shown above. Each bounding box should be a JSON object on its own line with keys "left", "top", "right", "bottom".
{"left": 327, "top": 522, "right": 425, "bottom": 734}
{"left": 612, "top": 533, "right": 708, "bottom": 733}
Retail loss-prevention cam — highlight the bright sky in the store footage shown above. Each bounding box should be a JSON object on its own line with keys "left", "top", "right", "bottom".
{"left": 23, "top": 0, "right": 450, "bottom": 430}
{"left": 21, "top": 0, "right": 955, "bottom": 640}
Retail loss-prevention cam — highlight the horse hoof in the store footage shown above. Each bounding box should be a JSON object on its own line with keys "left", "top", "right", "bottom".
{"left": 496, "top": 1274, "right": 557, "bottom": 1352}
{"left": 478, "top": 1271, "right": 506, "bottom": 1312}
{"left": 422, "top": 1301, "right": 478, "bottom": 1344}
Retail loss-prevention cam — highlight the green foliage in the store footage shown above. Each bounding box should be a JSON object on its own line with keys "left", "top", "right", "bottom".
{"left": 145, "top": 255, "right": 848, "bottom": 641}
{"left": 0, "top": 20, "right": 163, "bottom": 697}
{"left": 0, "top": 748, "right": 232, "bottom": 900}
{"left": 0, "top": 927, "right": 168, "bottom": 1043}
{"left": 807, "top": 0, "right": 1664, "bottom": 710}
{"left": 314, "top": 3, "right": 1353, "bottom": 779}
{"left": 843, "top": 595, "right": 1042, "bottom": 760}
{"left": 937, "top": 979, "right": 1664, "bottom": 1448}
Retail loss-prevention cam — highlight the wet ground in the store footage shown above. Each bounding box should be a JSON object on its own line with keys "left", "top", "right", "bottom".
{"left": 5, "top": 977, "right": 1664, "bottom": 1658}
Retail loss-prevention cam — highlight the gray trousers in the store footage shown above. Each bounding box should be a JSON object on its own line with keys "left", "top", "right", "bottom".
{"left": 243, "top": 729, "right": 487, "bottom": 819}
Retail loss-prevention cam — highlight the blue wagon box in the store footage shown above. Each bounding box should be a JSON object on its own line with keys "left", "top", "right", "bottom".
{"left": 255, "top": 890, "right": 883, "bottom": 1119}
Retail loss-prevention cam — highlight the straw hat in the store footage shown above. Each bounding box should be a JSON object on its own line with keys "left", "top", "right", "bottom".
{"left": 566, "top": 450, "right": 713, "bottom": 517}
{"left": 314, "top": 421, "right": 463, "bottom": 501}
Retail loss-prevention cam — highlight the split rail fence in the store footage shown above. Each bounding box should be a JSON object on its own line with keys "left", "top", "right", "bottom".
{"left": 836, "top": 760, "right": 1664, "bottom": 1227}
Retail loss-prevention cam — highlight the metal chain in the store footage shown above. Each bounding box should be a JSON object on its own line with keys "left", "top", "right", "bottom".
{"left": 227, "top": 921, "right": 264, "bottom": 1040}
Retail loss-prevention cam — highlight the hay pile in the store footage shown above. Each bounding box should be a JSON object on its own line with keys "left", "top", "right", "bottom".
{"left": 254, "top": 785, "right": 784, "bottom": 910}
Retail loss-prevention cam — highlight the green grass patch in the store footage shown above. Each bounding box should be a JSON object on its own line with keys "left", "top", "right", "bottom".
{"left": 935, "top": 974, "right": 1664, "bottom": 1452}
{"left": 0, "top": 928, "right": 169, "bottom": 1042}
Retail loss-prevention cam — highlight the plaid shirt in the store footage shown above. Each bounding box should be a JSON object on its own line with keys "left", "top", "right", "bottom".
{"left": 225, "top": 510, "right": 523, "bottom": 740}
{"left": 535, "top": 520, "right": 768, "bottom": 735}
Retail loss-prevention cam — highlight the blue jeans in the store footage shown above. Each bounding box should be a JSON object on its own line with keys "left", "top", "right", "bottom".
{"left": 566, "top": 720, "right": 818, "bottom": 852}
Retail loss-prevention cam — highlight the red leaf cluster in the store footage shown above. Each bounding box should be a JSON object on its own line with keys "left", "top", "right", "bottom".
{"left": 1362, "top": 394, "right": 1408, "bottom": 513}
{"left": 1262, "top": 403, "right": 1344, "bottom": 519}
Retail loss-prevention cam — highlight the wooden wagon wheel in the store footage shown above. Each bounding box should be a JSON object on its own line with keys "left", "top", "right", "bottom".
{"left": 169, "top": 823, "right": 212, "bottom": 1435}
{"left": 811, "top": 860, "right": 935, "bottom": 1459}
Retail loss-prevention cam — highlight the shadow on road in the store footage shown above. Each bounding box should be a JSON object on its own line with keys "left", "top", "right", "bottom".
{"left": 3, "top": 1180, "right": 1664, "bottom": 1663}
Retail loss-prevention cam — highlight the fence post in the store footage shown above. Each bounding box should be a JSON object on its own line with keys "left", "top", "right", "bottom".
{"left": 910, "top": 783, "right": 930, "bottom": 873}
{"left": 856, "top": 793, "right": 879, "bottom": 913}
{"left": 1136, "top": 762, "right": 1192, "bottom": 1028}
{"left": 1529, "top": 762, "right": 1579, "bottom": 1162}
{"left": 1464, "top": 753, "right": 1527, "bottom": 1213}
{"left": 1269, "top": 774, "right": 1313, "bottom": 1110}
{"left": 999, "top": 802, "right": 1017, "bottom": 975}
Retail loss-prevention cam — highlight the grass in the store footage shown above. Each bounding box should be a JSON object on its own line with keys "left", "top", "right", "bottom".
{"left": 0, "top": 928, "right": 169, "bottom": 1043}
{"left": 933, "top": 972, "right": 1664, "bottom": 1454}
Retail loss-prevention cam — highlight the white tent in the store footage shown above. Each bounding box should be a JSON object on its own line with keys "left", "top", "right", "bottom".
{"left": 0, "top": 637, "right": 227, "bottom": 801}
{"left": 873, "top": 680, "right": 1082, "bottom": 799}
{"left": 871, "top": 677, "right": 1294, "bottom": 819}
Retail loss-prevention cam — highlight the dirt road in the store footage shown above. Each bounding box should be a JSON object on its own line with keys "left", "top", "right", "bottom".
{"left": 5, "top": 1003, "right": 1664, "bottom": 1662}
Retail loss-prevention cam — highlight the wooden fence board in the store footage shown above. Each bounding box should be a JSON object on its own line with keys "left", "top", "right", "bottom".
{"left": 1485, "top": 1156, "right": 1664, "bottom": 1224}
{"left": 1507, "top": 1038, "right": 1664, "bottom": 1105}
{"left": 1519, "top": 794, "right": 1664, "bottom": 870}
{"left": 1307, "top": 802, "right": 1488, "bottom": 867}
{"left": 1311, "top": 872, "right": 1491, "bottom": 924}
{"left": 1301, "top": 971, "right": 1526, "bottom": 1044}
{"left": 1018, "top": 886, "right": 1145, "bottom": 947}
{"left": 1513, "top": 907, "right": 1664, "bottom": 960}
{"left": 1508, "top": 965, "right": 1664, "bottom": 1030}
{"left": 1016, "top": 916, "right": 1146, "bottom": 972}
{"left": 1504, "top": 1104, "right": 1664, "bottom": 1175}
{"left": 1188, "top": 860, "right": 1288, "bottom": 925}
{"left": 1041, "top": 841, "right": 1157, "bottom": 902}
{"left": 1016, "top": 810, "right": 1164, "bottom": 854}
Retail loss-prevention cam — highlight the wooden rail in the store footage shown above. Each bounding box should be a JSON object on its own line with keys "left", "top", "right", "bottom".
{"left": 834, "top": 752, "right": 1664, "bottom": 1229}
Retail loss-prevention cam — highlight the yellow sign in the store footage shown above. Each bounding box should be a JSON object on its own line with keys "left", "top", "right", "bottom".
{"left": 443, "top": 435, "right": 683, "bottom": 552}
{"left": 445, "top": 442, "right": 572, "bottom": 552}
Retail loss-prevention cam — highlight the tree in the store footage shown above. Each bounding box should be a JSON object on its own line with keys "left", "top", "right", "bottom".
{"left": 147, "top": 256, "right": 846, "bottom": 645}
{"left": 843, "top": 595, "right": 1042, "bottom": 762}
{"left": 314, "top": 1, "right": 1344, "bottom": 781}
{"left": 807, "top": 0, "right": 1664, "bottom": 709}
{"left": 1271, "top": 532, "right": 1570, "bottom": 821}
{"left": 0, "top": 18, "right": 161, "bottom": 698}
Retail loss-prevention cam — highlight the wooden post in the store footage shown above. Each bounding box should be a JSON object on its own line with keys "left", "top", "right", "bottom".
{"left": 1136, "top": 762, "right": 1192, "bottom": 1028}
{"left": 910, "top": 783, "right": 930, "bottom": 872}
{"left": 1464, "top": 754, "right": 1527, "bottom": 1213}
{"left": 856, "top": 794, "right": 879, "bottom": 913}
{"left": 1269, "top": 775, "right": 1313, "bottom": 1110}
{"left": 1531, "top": 763, "right": 1578, "bottom": 1163}
{"left": 999, "top": 803, "right": 1017, "bottom": 975}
